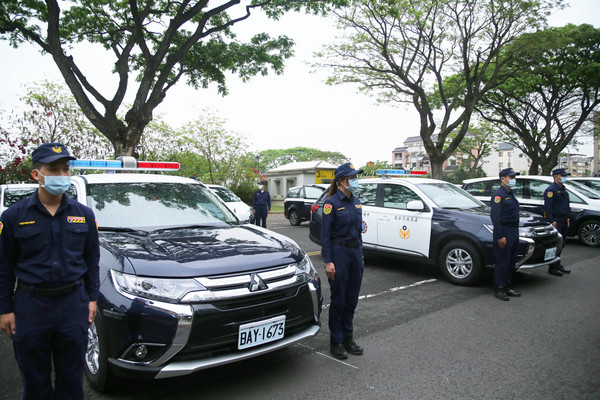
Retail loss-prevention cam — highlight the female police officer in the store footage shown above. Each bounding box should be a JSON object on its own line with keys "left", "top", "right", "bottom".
{"left": 321, "top": 162, "right": 364, "bottom": 359}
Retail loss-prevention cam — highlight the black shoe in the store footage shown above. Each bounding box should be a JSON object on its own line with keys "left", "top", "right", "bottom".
{"left": 558, "top": 265, "right": 571, "bottom": 274}
{"left": 548, "top": 268, "right": 564, "bottom": 277}
{"left": 494, "top": 288, "right": 509, "bottom": 301}
{"left": 505, "top": 287, "right": 521, "bottom": 297}
{"left": 330, "top": 343, "right": 348, "bottom": 359}
{"left": 343, "top": 336, "right": 364, "bottom": 355}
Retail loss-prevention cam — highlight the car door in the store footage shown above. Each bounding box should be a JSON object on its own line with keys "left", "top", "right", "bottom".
{"left": 376, "top": 182, "right": 432, "bottom": 258}
{"left": 302, "top": 186, "right": 325, "bottom": 220}
{"left": 353, "top": 182, "right": 378, "bottom": 251}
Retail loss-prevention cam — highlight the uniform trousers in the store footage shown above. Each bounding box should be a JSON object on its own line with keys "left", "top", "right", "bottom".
{"left": 254, "top": 205, "right": 268, "bottom": 228}
{"left": 549, "top": 217, "right": 568, "bottom": 269}
{"left": 12, "top": 284, "right": 89, "bottom": 400}
{"left": 493, "top": 226, "right": 519, "bottom": 289}
{"left": 328, "top": 244, "right": 363, "bottom": 345}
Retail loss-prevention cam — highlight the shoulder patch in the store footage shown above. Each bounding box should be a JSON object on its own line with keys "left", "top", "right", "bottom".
{"left": 494, "top": 196, "right": 501, "bottom": 203}
{"left": 0, "top": 221, "right": 3, "bottom": 236}
{"left": 323, "top": 204, "right": 332, "bottom": 215}
{"left": 547, "top": 191, "right": 553, "bottom": 198}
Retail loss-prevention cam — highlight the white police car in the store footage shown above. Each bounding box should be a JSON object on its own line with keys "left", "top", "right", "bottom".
{"left": 2, "top": 158, "right": 322, "bottom": 391}
{"left": 310, "top": 170, "right": 562, "bottom": 285}
{"left": 204, "top": 183, "right": 252, "bottom": 223}
{"left": 463, "top": 176, "right": 600, "bottom": 247}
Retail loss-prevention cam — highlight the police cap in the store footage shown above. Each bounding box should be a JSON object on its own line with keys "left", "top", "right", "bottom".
{"left": 32, "top": 142, "right": 76, "bottom": 164}
{"left": 335, "top": 162, "right": 364, "bottom": 180}
{"left": 551, "top": 168, "right": 571, "bottom": 176}
{"left": 499, "top": 168, "right": 520, "bottom": 178}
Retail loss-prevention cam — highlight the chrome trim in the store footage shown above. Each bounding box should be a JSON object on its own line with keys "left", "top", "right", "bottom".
{"left": 518, "top": 256, "right": 561, "bottom": 270}
{"left": 307, "top": 281, "right": 320, "bottom": 322}
{"left": 516, "top": 237, "right": 535, "bottom": 267}
{"left": 154, "top": 325, "right": 320, "bottom": 379}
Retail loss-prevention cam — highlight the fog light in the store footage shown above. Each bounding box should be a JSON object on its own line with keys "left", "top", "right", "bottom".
{"left": 134, "top": 344, "right": 148, "bottom": 359}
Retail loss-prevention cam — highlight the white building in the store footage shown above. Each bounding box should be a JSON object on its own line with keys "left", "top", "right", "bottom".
{"left": 481, "top": 142, "right": 531, "bottom": 177}
{"left": 263, "top": 160, "right": 337, "bottom": 204}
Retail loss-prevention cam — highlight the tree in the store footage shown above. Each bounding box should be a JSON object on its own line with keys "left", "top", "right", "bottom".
{"left": 257, "top": 147, "right": 348, "bottom": 171}
{"left": 0, "top": 123, "right": 32, "bottom": 184}
{"left": 360, "top": 160, "right": 392, "bottom": 177}
{"left": 0, "top": 0, "right": 346, "bottom": 156}
{"left": 476, "top": 24, "right": 600, "bottom": 174}
{"left": 447, "top": 122, "right": 497, "bottom": 172}
{"left": 15, "top": 81, "right": 112, "bottom": 159}
{"left": 316, "top": 0, "right": 561, "bottom": 179}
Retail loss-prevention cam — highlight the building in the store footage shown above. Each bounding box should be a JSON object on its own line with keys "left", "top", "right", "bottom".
{"left": 392, "top": 135, "right": 468, "bottom": 173}
{"left": 557, "top": 153, "right": 594, "bottom": 176}
{"left": 481, "top": 142, "right": 531, "bottom": 177}
{"left": 263, "top": 160, "right": 337, "bottom": 205}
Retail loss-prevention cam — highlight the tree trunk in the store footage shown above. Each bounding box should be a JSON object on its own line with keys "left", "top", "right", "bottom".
{"left": 429, "top": 157, "right": 444, "bottom": 180}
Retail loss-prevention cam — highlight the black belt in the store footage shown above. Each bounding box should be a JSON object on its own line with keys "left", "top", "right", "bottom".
{"left": 17, "top": 280, "right": 82, "bottom": 297}
{"left": 332, "top": 239, "right": 360, "bottom": 248}
{"left": 501, "top": 223, "right": 519, "bottom": 228}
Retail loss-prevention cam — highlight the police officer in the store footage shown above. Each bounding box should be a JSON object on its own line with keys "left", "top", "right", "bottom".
{"left": 544, "top": 168, "right": 572, "bottom": 276}
{"left": 490, "top": 168, "right": 522, "bottom": 301}
{"left": 0, "top": 142, "right": 100, "bottom": 400}
{"left": 252, "top": 180, "right": 271, "bottom": 228}
{"left": 321, "top": 162, "right": 365, "bottom": 359}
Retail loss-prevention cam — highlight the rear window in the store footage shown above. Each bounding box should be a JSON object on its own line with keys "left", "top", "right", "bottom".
{"left": 304, "top": 186, "right": 325, "bottom": 200}
{"left": 287, "top": 188, "right": 301, "bottom": 198}
{"left": 463, "top": 180, "right": 493, "bottom": 197}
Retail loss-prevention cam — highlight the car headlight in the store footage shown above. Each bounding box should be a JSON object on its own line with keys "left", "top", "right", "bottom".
{"left": 111, "top": 270, "right": 206, "bottom": 303}
{"left": 295, "top": 254, "right": 317, "bottom": 280}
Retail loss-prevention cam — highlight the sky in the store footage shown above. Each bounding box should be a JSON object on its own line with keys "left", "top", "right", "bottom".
{"left": 0, "top": 0, "right": 599, "bottom": 168}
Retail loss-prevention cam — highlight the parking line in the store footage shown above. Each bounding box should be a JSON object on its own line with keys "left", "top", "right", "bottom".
{"left": 321, "top": 278, "right": 438, "bottom": 310}
{"left": 296, "top": 342, "right": 359, "bottom": 369}
{"left": 306, "top": 251, "right": 321, "bottom": 256}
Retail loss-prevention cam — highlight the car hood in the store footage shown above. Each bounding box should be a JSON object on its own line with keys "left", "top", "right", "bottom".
{"left": 99, "top": 225, "right": 304, "bottom": 277}
{"left": 436, "top": 206, "right": 550, "bottom": 226}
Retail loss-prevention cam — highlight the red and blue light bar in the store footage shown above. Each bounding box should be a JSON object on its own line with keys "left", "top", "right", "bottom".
{"left": 376, "top": 169, "right": 428, "bottom": 176}
{"left": 70, "top": 156, "right": 179, "bottom": 171}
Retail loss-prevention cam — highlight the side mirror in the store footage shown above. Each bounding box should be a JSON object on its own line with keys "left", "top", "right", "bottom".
{"left": 406, "top": 200, "right": 425, "bottom": 211}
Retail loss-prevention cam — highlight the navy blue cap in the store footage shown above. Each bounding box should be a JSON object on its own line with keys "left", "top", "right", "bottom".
{"left": 32, "top": 142, "right": 76, "bottom": 164}
{"left": 499, "top": 168, "right": 520, "bottom": 178}
{"left": 335, "top": 162, "right": 364, "bottom": 180}
{"left": 552, "top": 168, "right": 571, "bottom": 176}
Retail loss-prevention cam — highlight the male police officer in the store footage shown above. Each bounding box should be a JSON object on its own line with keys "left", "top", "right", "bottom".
{"left": 490, "top": 168, "right": 522, "bottom": 301}
{"left": 0, "top": 142, "right": 100, "bottom": 400}
{"left": 252, "top": 180, "right": 271, "bottom": 228}
{"left": 544, "top": 168, "right": 572, "bottom": 276}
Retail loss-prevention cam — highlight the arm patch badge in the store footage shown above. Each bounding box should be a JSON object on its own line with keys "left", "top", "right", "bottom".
{"left": 494, "top": 196, "right": 501, "bottom": 203}
{"left": 323, "top": 204, "right": 332, "bottom": 215}
{"left": 547, "top": 192, "right": 553, "bottom": 198}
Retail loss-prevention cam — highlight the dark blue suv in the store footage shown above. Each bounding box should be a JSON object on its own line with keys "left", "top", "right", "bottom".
{"left": 283, "top": 184, "right": 328, "bottom": 226}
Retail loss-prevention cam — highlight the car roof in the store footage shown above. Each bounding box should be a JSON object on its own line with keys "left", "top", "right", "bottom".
{"left": 571, "top": 177, "right": 600, "bottom": 181}
{"left": 359, "top": 177, "right": 445, "bottom": 185}
{"left": 72, "top": 173, "right": 200, "bottom": 184}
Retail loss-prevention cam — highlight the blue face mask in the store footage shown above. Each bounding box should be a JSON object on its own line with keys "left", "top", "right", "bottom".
{"left": 560, "top": 176, "right": 567, "bottom": 184}
{"left": 38, "top": 172, "right": 71, "bottom": 195}
{"left": 347, "top": 178, "right": 359, "bottom": 193}
{"left": 507, "top": 178, "right": 516, "bottom": 188}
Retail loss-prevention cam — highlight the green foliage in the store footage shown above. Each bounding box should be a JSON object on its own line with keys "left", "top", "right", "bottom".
{"left": 443, "top": 163, "right": 486, "bottom": 185}
{"left": 256, "top": 147, "right": 349, "bottom": 171}
{"left": 477, "top": 24, "right": 600, "bottom": 174}
{"left": 0, "top": 123, "right": 33, "bottom": 184}
{"left": 360, "top": 160, "right": 392, "bottom": 177}
{"left": 0, "top": 0, "right": 345, "bottom": 155}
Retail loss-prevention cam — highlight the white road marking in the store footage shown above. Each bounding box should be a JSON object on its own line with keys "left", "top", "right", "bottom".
{"left": 296, "top": 342, "right": 359, "bottom": 369}
{"left": 321, "top": 278, "right": 438, "bottom": 309}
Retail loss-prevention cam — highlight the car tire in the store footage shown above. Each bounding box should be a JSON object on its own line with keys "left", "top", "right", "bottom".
{"left": 289, "top": 210, "right": 301, "bottom": 226}
{"left": 577, "top": 219, "right": 600, "bottom": 247}
{"left": 85, "top": 317, "right": 115, "bottom": 392}
{"left": 439, "top": 240, "right": 482, "bottom": 286}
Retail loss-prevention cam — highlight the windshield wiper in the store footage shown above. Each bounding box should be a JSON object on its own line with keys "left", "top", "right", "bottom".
{"left": 98, "top": 226, "right": 149, "bottom": 236}
{"left": 151, "top": 224, "right": 219, "bottom": 233}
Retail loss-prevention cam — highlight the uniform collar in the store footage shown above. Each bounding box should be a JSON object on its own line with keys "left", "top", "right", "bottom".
{"left": 27, "top": 189, "right": 72, "bottom": 215}
{"left": 334, "top": 190, "right": 352, "bottom": 201}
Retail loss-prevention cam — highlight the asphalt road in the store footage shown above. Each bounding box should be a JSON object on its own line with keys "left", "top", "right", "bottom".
{"left": 1, "top": 213, "right": 599, "bottom": 400}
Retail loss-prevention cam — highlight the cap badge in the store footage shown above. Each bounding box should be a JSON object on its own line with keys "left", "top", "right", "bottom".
{"left": 52, "top": 146, "right": 63, "bottom": 153}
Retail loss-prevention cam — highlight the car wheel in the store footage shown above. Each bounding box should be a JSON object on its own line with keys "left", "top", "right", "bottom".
{"left": 577, "top": 219, "right": 600, "bottom": 247}
{"left": 289, "top": 210, "right": 301, "bottom": 226}
{"left": 85, "top": 317, "right": 115, "bottom": 392}
{"left": 439, "top": 240, "right": 482, "bottom": 286}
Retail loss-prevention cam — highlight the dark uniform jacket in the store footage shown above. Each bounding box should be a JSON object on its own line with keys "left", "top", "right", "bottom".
{"left": 544, "top": 182, "right": 570, "bottom": 223}
{"left": 320, "top": 190, "right": 363, "bottom": 264}
{"left": 490, "top": 185, "right": 520, "bottom": 241}
{"left": 0, "top": 190, "right": 100, "bottom": 314}
{"left": 252, "top": 190, "right": 271, "bottom": 210}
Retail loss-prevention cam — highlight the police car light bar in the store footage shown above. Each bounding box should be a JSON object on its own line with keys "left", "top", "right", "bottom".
{"left": 70, "top": 157, "right": 180, "bottom": 171}
{"left": 376, "top": 169, "right": 428, "bottom": 176}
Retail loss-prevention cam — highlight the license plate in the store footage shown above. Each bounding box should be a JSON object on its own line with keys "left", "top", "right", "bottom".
{"left": 544, "top": 247, "right": 557, "bottom": 261}
{"left": 238, "top": 316, "right": 286, "bottom": 350}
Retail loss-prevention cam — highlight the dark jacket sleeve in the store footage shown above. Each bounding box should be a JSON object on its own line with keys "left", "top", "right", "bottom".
{"left": 267, "top": 191, "right": 271, "bottom": 210}
{"left": 543, "top": 187, "right": 555, "bottom": 222}
{"left": 0, "top": 211, "right": 17, "bottom": 314}
{"left": 83, "top": 208, "right": 100, "bottom": 302}
{"left": 490, "top": 194, "right": 505, "bottom": 241}
{"left": 320, "top": 200, "right": 335, "bottom": 264}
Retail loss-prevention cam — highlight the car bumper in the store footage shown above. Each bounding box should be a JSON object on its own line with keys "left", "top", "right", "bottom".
{"left": 102, "top": 276, "right": 322, "bottom": 380}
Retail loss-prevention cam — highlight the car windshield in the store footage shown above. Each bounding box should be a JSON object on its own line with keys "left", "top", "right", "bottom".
{"left": 210, "top": 186, "right": 241, "bottom": 202}
{"left": 568, "top": 180, "right": 600, "bottom": 200}
{"left": 416, "top": 183, "right": 484, "bottom": 209}
{"left": 86, "top": 182, "right": 238, "bottom": 229}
